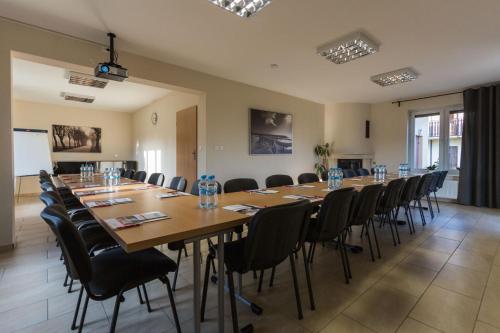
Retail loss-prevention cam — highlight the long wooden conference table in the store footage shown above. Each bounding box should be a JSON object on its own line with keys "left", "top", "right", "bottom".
{"left": 54, "top": 173, "right": 401, "bottom": 332}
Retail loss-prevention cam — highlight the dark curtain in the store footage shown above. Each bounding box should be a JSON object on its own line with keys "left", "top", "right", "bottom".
{"left": 458, "top": 85, "right": 500, "bottom": 208}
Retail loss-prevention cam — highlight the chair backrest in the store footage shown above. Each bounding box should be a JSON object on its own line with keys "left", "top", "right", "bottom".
{"left": 148, "top": 173, "right": 165, "bottom": 186}
{"left": 224, "top": 178, "right": 258, "bottom": 193}
{"left": 168, "top": 176, "right": 188, "bottom": 192}
{"left": 40, "top": 205, "right": 92, "bottom": 283}
{"left": 39, "top": 190, "right": 64, "bottom": 207}
{"left": 123, "top": 169, "right": 135, "bottom": 179}
{"left": 377, "top": 178, "right": 406, "bottom": 213}
{"left": 243, "top": 200, "right": 312, "bottom": 271}
{"left": 436, "top": 170, "right": 448, "bottom": 189}
{"left": 342, "top": 169, "right": 357, "bottom": 178}
{"left": 349, "top": 184, "right": 384, "bottom": 226}
{"left": 118, "top": 168, "right": 125, "bottom": 177}
{"left": 40, "top": 181, "right": 56, "bottom": 192}
{"left": 297, "top": 173, "right": 319, "bottom": 184}
{"left": 415, "top": 173, "right": 434, "bottom": 198}
{"left": 190, "top": 179, "right": 222, "bottom": 195}
{"left": 398, "top": 176, "right": 421, "bottom": 205}
{"left": 356, "top": 168, "right": 370, "bottom": 176}
{"left": 132, "top": 171, "right": 147, "bottom": 182}
{"left": 428, "top": 172, "right": 441, "bottom": 193}
{"left": 265, "top": 174, "right": 293, "bottom": 188}
{"left": 310, "top": 187, "right": 355, "bottom": 241}
{"left": 320, "top": 170, "right": 328, "bottom": 181}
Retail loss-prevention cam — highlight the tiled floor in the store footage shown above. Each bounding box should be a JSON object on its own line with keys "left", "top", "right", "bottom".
{"left": 2, "top": 197, "right": 500, "bottom": 332}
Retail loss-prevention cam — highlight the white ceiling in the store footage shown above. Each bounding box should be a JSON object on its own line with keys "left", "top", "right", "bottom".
{"left": 12, "top": 58, "right": 170, "bottom": 112}
{"left": 3, "top": 0, "right": 500, "bottom": 104}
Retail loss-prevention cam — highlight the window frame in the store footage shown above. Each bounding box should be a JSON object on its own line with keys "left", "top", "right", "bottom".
{"left": 407, "top": 104, "right": 463, "bottom": 175}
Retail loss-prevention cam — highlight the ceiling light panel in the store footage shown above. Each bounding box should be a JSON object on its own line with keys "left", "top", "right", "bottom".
{"left": 208, "top": 0, "right": 271, "bottom": 18}
{"left": 67, "top": 71, "right": 108, "bottom": 88}
{"left": 317, "top": 31, "right": 379, "bottom": 64}
{"left": 371, "top": 67, "right": 419, "bottom": 87}
{"left": 61, "top": 92, "right": 95, "bottom": 103}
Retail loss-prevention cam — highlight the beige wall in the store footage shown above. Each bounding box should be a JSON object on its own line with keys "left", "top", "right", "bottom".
{"left": 370, "top": 94, "right": 463, "bottom": 172}
{"left": 132, "top": 91, "right": 201, "bottom": 186}
{"left": 12, "top": 99, "right": 134, "bottom": 195}
{"left": 0, "top": 18, "right": 324, "bottom": 247}
{"left": 325, "top": 103, "right": 373, "bottom": 154}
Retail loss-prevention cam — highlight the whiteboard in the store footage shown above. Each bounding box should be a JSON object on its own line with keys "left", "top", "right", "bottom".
{"left": 13, "top": 129, "right": 53, "bottom": 176}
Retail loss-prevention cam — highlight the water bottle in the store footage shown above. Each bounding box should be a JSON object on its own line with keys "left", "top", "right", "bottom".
{"left": 80, "top": 164, "right": 84, "bottom": 179}
{"left": 374, "top": 165, "right": 380, "bottom": 181}
{"left": 89, "top": 164, "right": 94, "bottom": 178}
{"left": 327, "top": 168, "right": 335, "bottom": 190}
{"left": 398, "top": 163, "right": 404, "bottom": 177}
{"left": 207, "top": 175, "right": 218, "bottom": 208}
{"left": 104, "top": 168, "right": 110, "bottom": 185}
{"left": 381, "top": 165, "right": 386, "bottom": 181}
{"left": 337, "top": 168, "right": 344, "bottom": 188}
{"left": 198, "top": 175, "right": 208, "bottom": 208}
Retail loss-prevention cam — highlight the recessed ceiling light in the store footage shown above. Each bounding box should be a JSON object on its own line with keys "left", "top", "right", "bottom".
{"left": 270, "top": 63, "right": 279, "bottom": 69}
{"left": 66, "top": 71, "right": 108, "bottom": 89}
{"left": 317, "top": 31, "right": 379, "bottom": 64}
{"left": 371, "top": 67, "right": 419, "bottom": 87}
{"left": 61, "top": 92, "right": 95, "bottom": 103}
{"left": 208, "top": 0, "right": 271, "bottom": 18}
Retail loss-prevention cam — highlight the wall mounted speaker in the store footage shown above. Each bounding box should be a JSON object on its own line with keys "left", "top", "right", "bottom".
{"left": 365, "top": 120, "right": 370, "bottom": 138}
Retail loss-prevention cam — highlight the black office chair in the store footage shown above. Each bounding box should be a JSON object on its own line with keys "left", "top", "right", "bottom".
{"left": 123, "top": 169, "right": 135, "bottom": 179}
{"left": 396, "top": 176, "right": 421, "bottom": 235}
{"left": 118, "top": 168, "right": 125, "bottom": 177}
{"left": 432, "top": 170, "right": 448, "bottom": 213}
{"left": 39, "top": 191, "right": 94, "bottom": 226}
{"left": 426, "top": 172, "right": 441, "bottom": 218}
{"left": 201, "top": 200, "right": 313, "bottom": 332}
{"left": 320, "top": 170, "right": 328, "bottom": 181}
{"left": 305, "top": 188, "right": 355, "bottom": 283}
{"left": 148, "top": 173, "right": 165, "bottom": 186}
{"left": 375, "top": 178, "right": 406, "bottom": 246}
{"left": 40, "top": 206, "right": 181, "bottom": 333}
{"left": 356, "top": 168, "right": 370, "bottom": 176}
{"left": 349, "top": 184, "right": 385, "bottom": 263}
{"left": 224, "top": 178, "right": 259, "bottom": 193}
{"left": 298, "top": 173, "right": 319, "bottom": 184}
{"left": 413, "top": 173, "right": 434, "bottom": 226}
{"left": 132, "top": 171, "right": 147, "bottom": 182}
{"left": 168, "top": 176, "right": 187, "bottom": 192}
{"left": 342, "top": 169, "right": 357, "bottom": 178}
{"left": 265, "top": 174, "right": 293, "bottom": 188}
{"left": 190, "top": 179, "right": 222, "bottom": 195}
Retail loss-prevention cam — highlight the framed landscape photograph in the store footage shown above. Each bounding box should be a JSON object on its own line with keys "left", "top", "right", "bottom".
{"left": 250, "top": 108, "right": 293, "bottom": 154}
{"left": 52, "top": 125, "right": 102, "bottom": 153}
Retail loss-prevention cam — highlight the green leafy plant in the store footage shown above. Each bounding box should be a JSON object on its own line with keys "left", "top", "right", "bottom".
{"left": 426, "top": 161, "right": 439, "bottom": 171}
{"left": 314, "top": 143, "right": 331, "bottom": 175}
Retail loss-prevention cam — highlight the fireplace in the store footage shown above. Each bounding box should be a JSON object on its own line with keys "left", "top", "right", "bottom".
{"left": 338, "top": 159, "right": 362, "bottom": 170}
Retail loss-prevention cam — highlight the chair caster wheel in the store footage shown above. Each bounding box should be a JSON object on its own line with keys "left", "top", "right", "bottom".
{"left": 210, "top": 275, "right": 218, "bottom": 284}
{"left": 241, "top": 324, "right": 254, "bottom": 333}
{"left": 119, "top": 295, "right": 125, "bottom": 302}
{"left": 250, "top": 303, "right": 263, "bottom": 315}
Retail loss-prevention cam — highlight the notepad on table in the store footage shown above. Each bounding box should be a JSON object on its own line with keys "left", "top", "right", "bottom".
{"left": 76, "top": 188, "right": 116, "bottom": 197}
{"left": 104, "top": 211, "right": 169, "bottom": 230}
{"left": 85, "top": 198, "right": 133, "bottom": 208}
{"left": 223, "top": 204, "right": 263, "bottom": 216}
{"left": 156, "top": 192, "right": 191, "bottom": 199}
{"left": 286, "top": 184, "right": 315, "bottom": 188}
{"left": 247, "top": 189, "right": 279, "bottom": 194}
{"left": 283, "top": 194, "right": 323, "bottom": 203}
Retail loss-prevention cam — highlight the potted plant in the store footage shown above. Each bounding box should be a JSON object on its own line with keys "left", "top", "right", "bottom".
{"left": 426, "top": 161, "right": 439, "bottom": 171}
{"left": 314, "top": 143, "right": 331, "bottom": 177}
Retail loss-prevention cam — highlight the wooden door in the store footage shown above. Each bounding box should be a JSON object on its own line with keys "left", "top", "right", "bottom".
{"left": 176, "top": 106, "right": 198, "bottom": 188}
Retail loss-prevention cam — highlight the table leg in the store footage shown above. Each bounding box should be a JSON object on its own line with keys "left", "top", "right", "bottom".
{"left": 193, "top": 240, "right": 201, "bottom": 333}
{"left": 217, "top": 233, "right": 225, "bottom": 333}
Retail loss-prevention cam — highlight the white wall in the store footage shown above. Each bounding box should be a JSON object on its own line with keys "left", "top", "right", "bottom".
{"left": 132, "top": 91, "right": 201, "bottom": 185}
{"left": 324, "top": 103, "right": 373, "bottom": 154}
{"left": 12, "top": 99, "right": 134, "bottom": 194}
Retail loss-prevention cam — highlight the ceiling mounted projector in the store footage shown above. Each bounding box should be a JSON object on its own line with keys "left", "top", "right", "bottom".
{"left": 95, "top": 33, "right": 128, "bottom": 82}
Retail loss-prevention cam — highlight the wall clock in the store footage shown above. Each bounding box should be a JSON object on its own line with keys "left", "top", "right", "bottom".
{"left": 151, "top": 112, "right": 158, "bottom": 125}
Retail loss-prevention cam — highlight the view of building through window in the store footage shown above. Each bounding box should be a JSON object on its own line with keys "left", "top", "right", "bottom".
{"left": 412, "top": 111, "right": 464, "bottom": 170}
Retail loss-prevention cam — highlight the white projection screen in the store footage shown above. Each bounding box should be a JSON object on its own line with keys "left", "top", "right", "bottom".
{"left": 13, "top": 128, "right": 53, "bottom": 176}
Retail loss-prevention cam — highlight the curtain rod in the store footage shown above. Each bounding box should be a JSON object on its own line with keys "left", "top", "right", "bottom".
{"left": 392, "top": 91, "right": 462, "bottom": 107}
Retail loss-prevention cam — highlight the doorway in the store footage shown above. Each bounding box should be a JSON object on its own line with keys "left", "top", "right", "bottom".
{"left": 176, "top": 106, "right": 198, "bottom": 187}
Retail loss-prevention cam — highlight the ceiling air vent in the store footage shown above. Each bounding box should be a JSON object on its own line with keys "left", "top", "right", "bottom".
{"left": 61, "top": 92, "right": 95, "bottom": 103}
{"left": 66, "top": 71, "right": 108, "bottom": 88}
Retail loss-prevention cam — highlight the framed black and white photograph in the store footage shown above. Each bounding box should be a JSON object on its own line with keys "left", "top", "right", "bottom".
{"left": 250, "top": 108, "right": 293, "bottom": 154}
{"left": 52, "top": 125, "right": 102, "bottom": 153}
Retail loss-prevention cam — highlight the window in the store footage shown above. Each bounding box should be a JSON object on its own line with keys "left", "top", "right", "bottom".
{"left": 408, "top": 106, "right": 463, "bottom": 174}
